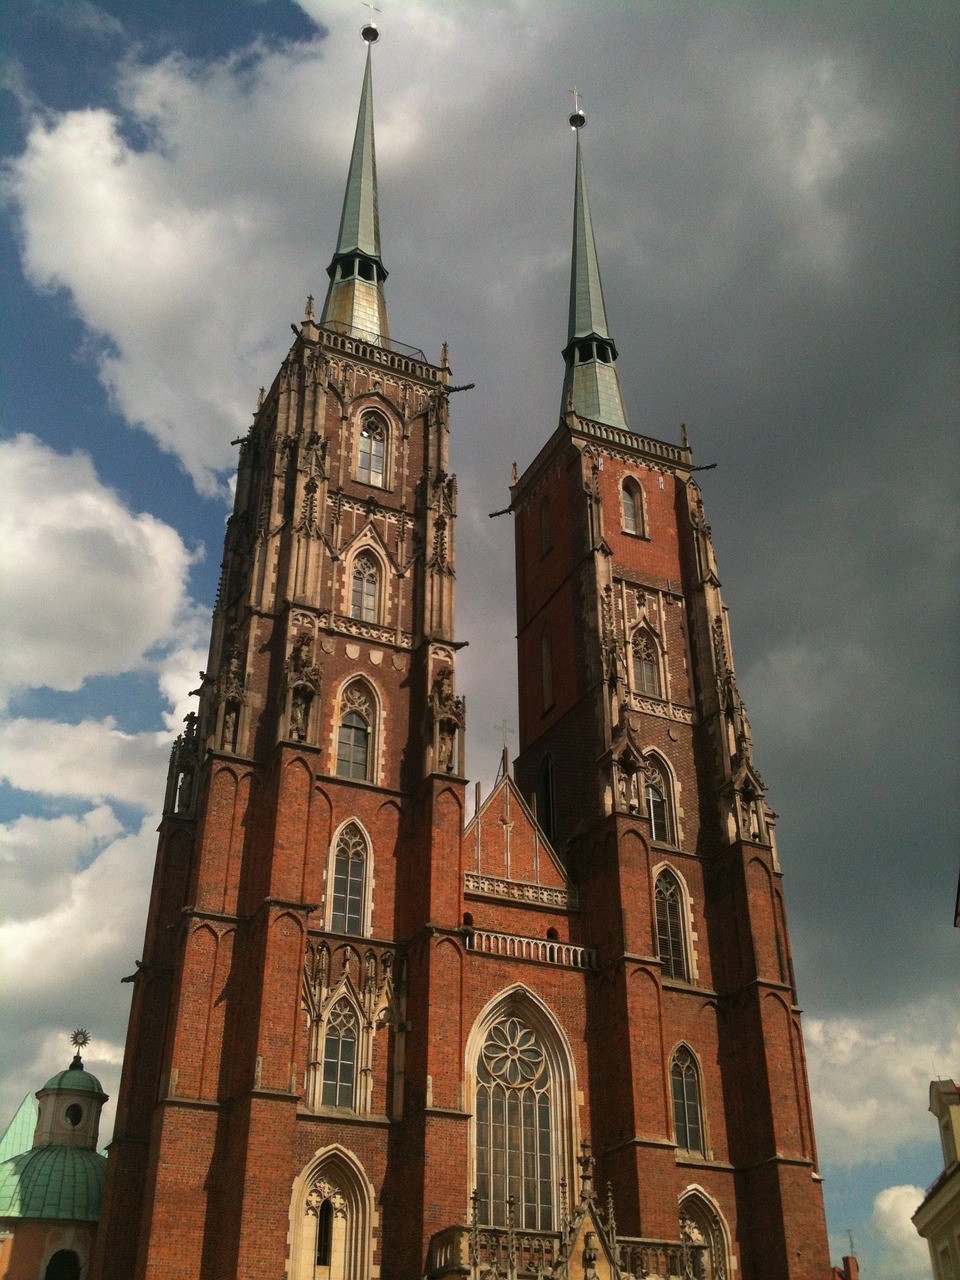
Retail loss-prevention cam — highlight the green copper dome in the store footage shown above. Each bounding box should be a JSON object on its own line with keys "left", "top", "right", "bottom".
{"left": 0, "top": 1145, "right": 106, "bottom": 1221}
{"left": 39, "top": 1068, "right": 105, "bottom": 1097}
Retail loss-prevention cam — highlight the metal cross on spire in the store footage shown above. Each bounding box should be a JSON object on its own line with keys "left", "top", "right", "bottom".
{"left": 569, "top": 86, "right": 586, "bottom": 129}
{"left": 361, "top": 2, "right": 381, "bottom": 41}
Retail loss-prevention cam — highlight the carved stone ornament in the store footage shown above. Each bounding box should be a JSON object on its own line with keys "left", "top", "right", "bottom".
{"left": 287, "top": 634, "right": 322, "bottom": 692}
{"left": 305, "top": 1178, "right": 347, "bottom": 1219}
{"left": 342, "top": 683, "right": 372, "bottom": 719}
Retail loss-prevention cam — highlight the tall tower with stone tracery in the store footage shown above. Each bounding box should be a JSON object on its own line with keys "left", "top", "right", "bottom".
{"left": 91, "top": 28, "right": 831, "bottom": 1280}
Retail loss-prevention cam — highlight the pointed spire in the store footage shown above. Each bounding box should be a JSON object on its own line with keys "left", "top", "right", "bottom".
{"left": 561, "top": 103, "right": 629, "bottom": 430}
{"left": 319, "top": 26, "right": 390, "bottom": 345}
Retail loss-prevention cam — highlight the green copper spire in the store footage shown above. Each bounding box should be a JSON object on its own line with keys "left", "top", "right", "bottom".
{"left": 320, "top": 27, "right": 390, "bottom": 344}
{"left": 561, "top": 108, "right": 629, "bottom": 430}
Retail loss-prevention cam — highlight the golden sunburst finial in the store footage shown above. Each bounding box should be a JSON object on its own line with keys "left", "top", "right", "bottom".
{"left": 71, "top": 1029, "right": 90, "bottom": 1050}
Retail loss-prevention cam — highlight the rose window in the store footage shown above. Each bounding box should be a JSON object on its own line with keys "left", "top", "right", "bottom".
{"left": 481, "top": 1016, "right": 546, "bottom": 1086}
{"left": 475, "top": 1013, "right": 553, "bottom": 1231}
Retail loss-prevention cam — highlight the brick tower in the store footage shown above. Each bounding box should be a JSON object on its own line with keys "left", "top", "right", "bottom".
{"left": 92, "top": 34, "right": 830, "bottom": 1280}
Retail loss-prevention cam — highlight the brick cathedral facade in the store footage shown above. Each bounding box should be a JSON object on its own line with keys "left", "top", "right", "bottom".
{"left": 91, "top": 29, "right": 831, "bottom": 1280}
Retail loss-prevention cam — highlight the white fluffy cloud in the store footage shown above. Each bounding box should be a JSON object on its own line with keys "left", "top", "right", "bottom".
{"left": 0, "top": 804, "right": 122, "bottom": 925}
{"left": 0, "top": 717, "right": 170, "bottom": 807}
{"left": 806, "top": 1002, "right": 960, "bottom": 1168}
{"left": 0, "top": 434, "right": 198, "bottom": 704}
{"left": 0, "top": 813, "right": 158, "bottom": 1142}
{"left": 867, "top": 1185, "right": 928, "bottom": 1280}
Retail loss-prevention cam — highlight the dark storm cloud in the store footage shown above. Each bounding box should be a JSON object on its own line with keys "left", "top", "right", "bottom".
{"left": 366, "top": 2, "right": 958, "bottom": 1018}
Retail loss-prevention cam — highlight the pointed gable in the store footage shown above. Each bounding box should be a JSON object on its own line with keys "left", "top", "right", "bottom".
{"left": 463, "top": 771, "right": 575, "bottom": 909}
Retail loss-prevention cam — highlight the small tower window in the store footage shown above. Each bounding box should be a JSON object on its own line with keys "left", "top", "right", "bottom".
{"left": 351, "top": 552, "right": 380, "bottom": 623}
{"left": 632, "top": 631, "right": 661, "bottom": 697}
{"left": 336, "top": 682, "right": 376, "bottom": 782}
{"left": 622, "top": 479, "right": 645, "bottom": 536}
{"left": 671, "top": 1047, "right": 705, "bottom": 1154}
{"left": 321, "top": 1000, "right": 359, "bottom": 1108}
{"left": 655, "top": 871, "right": 689, "bottom": 981}
{"left": 357, "top": 414, "right": 386, "bottom": 486}
{"left": 644, "top": 761, "right": 675, "bottom": 844}
{"left": 646, "top": 780, "right": 669, "bottom": 842}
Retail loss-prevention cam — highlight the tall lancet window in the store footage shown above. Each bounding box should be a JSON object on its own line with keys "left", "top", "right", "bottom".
{"left": 622, "top": 479, "right": 645, "bottom": 536}
{"left": 330, "top": 824, "right": 366, "bottom": 935}
{"left": 655, "top": 870, "right": 689, "bottom": 981}
{"left": 357, "top": 414, "right": 386, "bottom": 486}
{"left": 475, "top": 1015, "right": 554, "bottom": 1231}
{"left": 336, "top": 682, "right": 375, "bottom": 781}
{"left": 322, "top": 1000, "right": 359, "bottom": 1109}
{"left": 632, "top": 631, "right": 661, "bottom": 697}
{"left": 350, "top": 552, "right": 380, "bottom": 623}
{"left": 671, "top": 1047, "right": 705, "bottom": 1155}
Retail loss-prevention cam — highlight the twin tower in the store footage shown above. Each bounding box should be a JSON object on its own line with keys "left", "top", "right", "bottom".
{"left": 91, "top": 28, "right": 831, "bottom": 1280}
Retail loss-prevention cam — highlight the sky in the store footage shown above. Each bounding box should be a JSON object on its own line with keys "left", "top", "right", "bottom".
{"left": 0, "top": 1, "right": 957, "bottom": 1274}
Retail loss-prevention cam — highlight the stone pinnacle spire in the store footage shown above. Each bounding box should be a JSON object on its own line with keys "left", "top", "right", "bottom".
{"left": 319, "top": 25, "right": 390, "bottom": 345}
{"left": 561, "top": 105, "right": 629, "bottom": 430}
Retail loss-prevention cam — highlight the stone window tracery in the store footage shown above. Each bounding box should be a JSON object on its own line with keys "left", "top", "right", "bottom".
{"left": 290, "top": 1152, "right": 375, "bottom": 1280}
{"left": 321, "top": 1000, "right": 359, "bottom": 1108}
{"left": 336, "top": 682, "right": 375, "bottom": 781}
{"left": 475, "top": 1015, "right": 554, "bottom": 1231}
{"left": 350, "top": 552, "right": 380, "bottom": 623}
{"left": 632, "top": 630, "right": 662, "bottom": 697}
{"left": 357, "top": 413, "right": 386, "bottom": 486}
{"left": 330, "top": 824, "right": 367, "bottom": 935}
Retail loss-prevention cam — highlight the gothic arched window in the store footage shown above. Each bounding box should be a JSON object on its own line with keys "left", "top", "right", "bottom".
{"left": 350, "top": 552, "right": 380, "bottom": 623}
{"left": 330, "top": 824, "right": 367, "bottom": 935}
{"left": 671, "top": 1047, "right": 705, "bottom": 1155}
{"left": 632, "top": 630, "right": 661, "bottom": 697}
{"left": 475, "top": 1015, "right": 554, "bottom": 1231}
{"left": 336, "top": 683, "right": 375, "bottom": 781}
{"left": 357, "top": 414, "right": 387, "bottom": 486}
{"left": 644, "top": 760, "right": 674, "bottom": 844}
{"left": 322, "top": 1000, "right": 359, "bottom": 1108}
{"left": 291, "top": 1150, "right": 375, "bottom": 1280}
{"left": 655, "top": 871, "right": 689, "bottom": 981}
{"left": 622, "top": 478, "right": 646, "bottom": 536}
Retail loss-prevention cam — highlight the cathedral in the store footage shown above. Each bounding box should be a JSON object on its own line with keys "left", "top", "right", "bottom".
{"left": 90, "top": 25, "right": 831, "bottom": 1280}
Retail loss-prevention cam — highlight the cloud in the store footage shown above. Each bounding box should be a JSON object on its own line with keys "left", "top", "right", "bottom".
{"left": 867, "top": 1185, "right": 928, "bottom": 1280}
{"left": 0, "top": 804, "right": 122, "bottom": 925}
{"left": 0, "top": 434, "right": 199, "bottom": 704}
{"left": 806, "top": 1002, "right": 960, "bottom": 1168}
{"left": 0, "top": 812, "right": 158, "bottom": 1143}
{"left": 0, "top": 717, "right": 169, "bottom": 808}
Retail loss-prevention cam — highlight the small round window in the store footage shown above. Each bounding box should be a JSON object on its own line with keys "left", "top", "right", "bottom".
{"left": 65, "top": 1103, "right": 83, "bottom": 1127}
